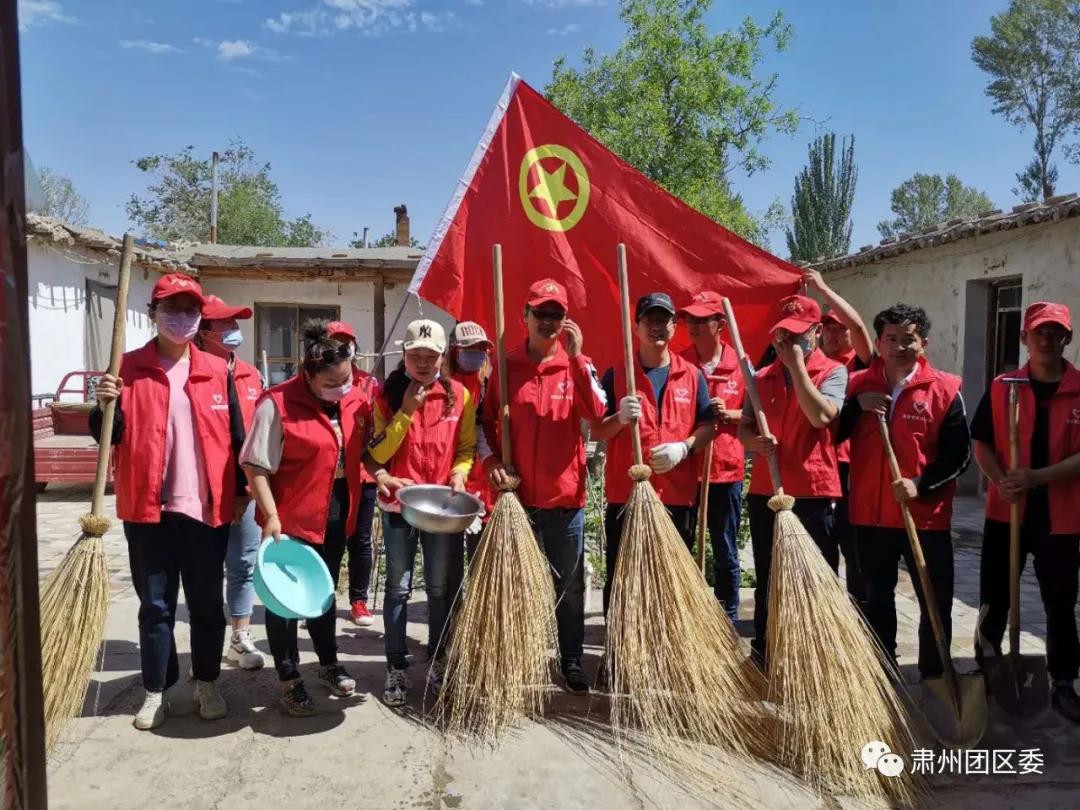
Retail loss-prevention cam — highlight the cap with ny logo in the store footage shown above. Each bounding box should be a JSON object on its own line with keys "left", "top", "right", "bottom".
{"left": 402, "top": 319, "right": 447, "bottom": 353}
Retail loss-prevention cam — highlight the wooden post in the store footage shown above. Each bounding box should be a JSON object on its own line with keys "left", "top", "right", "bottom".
{"left": 373, "top": 273, "right": 386, "bottom": 380}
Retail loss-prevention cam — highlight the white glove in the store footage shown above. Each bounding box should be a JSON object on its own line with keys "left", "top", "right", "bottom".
{"left": 618, "top": 395, "right": 642, "bottom": 425}
{"left": 649, "top": 441, "right": 689, "bottom": 474}
{"left": 466, "top": 515, "right": 483, "bottom": 535}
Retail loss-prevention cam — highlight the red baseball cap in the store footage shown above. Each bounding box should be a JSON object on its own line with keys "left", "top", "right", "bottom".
{"left": 821, "top": 310, "right": 846, "bottom": 327}
{"left": 327, "top": 320, "right": 357, "bottom": 341}
{"left": 770, "top": 294, "right": 822, "bottom": 334}
{"left": 1024, "top": 301, "right": 1072, "bottom": 333}
{"left": 152, "top": 273, "right": 205, "bottom": 306}
{"left": 526, "top": 278, "right": 569, "bottom": 310}
{"left": 201, "top": 294, "right": 252, "bottom": 321}
{"left": 678, "top": 290, "right": 725, "bottom": 318}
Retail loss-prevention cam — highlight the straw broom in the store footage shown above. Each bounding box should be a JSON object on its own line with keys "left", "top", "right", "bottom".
{"left": 434, "top": 244, "right": 558, "bottom": 742}
{"left": 604, "top": 244, "right": 768, "bottom": 768}
{"left": 722, "top": 298, "right": 923, "bottom": 804}
{"left": 39, "top": 233, "right": 134, "bottom": 752}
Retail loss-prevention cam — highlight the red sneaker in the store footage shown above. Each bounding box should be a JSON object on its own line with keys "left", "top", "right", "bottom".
{"left": 351, "top": 600, "right": 374, "bottom": 627}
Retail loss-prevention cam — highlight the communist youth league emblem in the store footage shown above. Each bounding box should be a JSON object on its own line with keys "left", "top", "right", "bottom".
{"left": 519, "top": 144, "right": 590, "bottom": 232}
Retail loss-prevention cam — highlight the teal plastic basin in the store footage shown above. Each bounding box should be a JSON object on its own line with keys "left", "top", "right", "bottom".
{"left": 253, "top": 536, "right": 334, "bottom": 620}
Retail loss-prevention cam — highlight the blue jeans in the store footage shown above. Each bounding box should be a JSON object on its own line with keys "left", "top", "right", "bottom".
{"left": 527, "top": 507, "right": 585, "bottom": 664}
{"left": 382, "top": 511, "right": 465, "bottom": 669}
{"left": 225, "top": 499, "right": 260, "bottom": 619}
{"left": 704, "top": 480, "right": 743, "bottom": 621}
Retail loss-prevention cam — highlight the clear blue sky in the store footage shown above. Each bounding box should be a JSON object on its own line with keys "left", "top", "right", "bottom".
{"left": 17, "top": 0, "right": 1080, "bottom": 255}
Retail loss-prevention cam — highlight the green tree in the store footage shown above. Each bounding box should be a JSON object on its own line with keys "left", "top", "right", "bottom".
{"left": 38, "top": 167, "right": 90, "bottom": 224}
{"left": 126, "top": 138, "right": 328, "bottom": 245}
{"left": 348, "top": 231, "right": 424, "bottom": 249}
{"left": 545, "top": 0, "right": 799, "bottom": 244}
{"left": 877, "top": 174, "right": 995, "bottom": 238}
{"left": 785, "top": 133, "right": 856, "bottom": 262}
{"left": 972, "top": 0, "right": 1080, "bottom": 201}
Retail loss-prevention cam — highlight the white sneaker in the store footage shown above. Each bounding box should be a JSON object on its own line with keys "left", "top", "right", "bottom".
{"left": 383, "top": 668, "right": 410, "bottom": 707}
{"left": 133, "top": 689, "right": 168, "bottom": 730}
{"left": 426, "top": 659, "right": 446, "bottom": 696}
{"left": 194, "top": 679, "right": 228, "bottom": 720}
{"left": 226, "top": 628, "right": 265, "bottom": 670}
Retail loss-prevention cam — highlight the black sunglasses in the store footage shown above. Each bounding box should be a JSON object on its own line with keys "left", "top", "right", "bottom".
{"left": 305, "top": 342, "right": 354, "bottom": 365}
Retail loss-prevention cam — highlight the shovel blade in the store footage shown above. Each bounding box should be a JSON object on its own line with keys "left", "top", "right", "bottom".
{"left": 991, "top": 654, "right": 1050, "bottom": 721}
{"left": 921, "top": 675, "right": 988, "bottom": 749}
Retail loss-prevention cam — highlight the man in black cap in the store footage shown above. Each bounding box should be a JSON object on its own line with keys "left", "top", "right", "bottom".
{"left": 593, "top": 292, "right": 715, "bottom": 613}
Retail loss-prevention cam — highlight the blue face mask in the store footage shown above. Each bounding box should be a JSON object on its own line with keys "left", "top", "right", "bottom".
{"left": 220, "top": 328, "right": 244, "bottom": 349}
{"left": 456, "top": 349, "right": 487, "bottom": 374}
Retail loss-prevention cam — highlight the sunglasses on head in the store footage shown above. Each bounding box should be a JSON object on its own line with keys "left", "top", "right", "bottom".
{"left": 305, "top": 342, "right": 354, "bottom": 365}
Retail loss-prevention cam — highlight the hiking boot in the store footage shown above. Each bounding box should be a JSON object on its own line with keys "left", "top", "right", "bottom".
{"left": 426, "top": 659, "right": 446, "bottom": 696}
{"left": 561, "top": 660, "right": 590, "bottom": 695}
{"left": 351, "top": 600, "right": 374, "bottom": 627}
{"left": 133, "top": 689, "right": 168, "bottom": 730}
{"left": 384, "top": 667, "right": 410, "bottom": 707}
{"left": 226, "top": 627, "right": 265, "bottom": 670}
{"left": 194, "top": 679, "right": 228, "bottom": 720}
{"left": 279, "top": 678, "right": 316, "bottom": 717}
{"left": 1053, "top": 683, "right": 1080, "bottom": 723}
{"left": 318, "top": 664, "right": 357, "bottom": 697}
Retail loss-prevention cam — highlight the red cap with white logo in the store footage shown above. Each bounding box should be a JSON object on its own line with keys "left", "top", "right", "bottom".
{"left": 678, "top": 290, "right": 725, "bottom": 318}
{"left": 769, "top": 294, "right": 822, "bottom": 334}
{"left": 526, "top": 278, "right": 569, "bottom": 309}
{"left": 327, "top": 320, "right": 357, "bottom": 341}
{"left": 201, "top": 294, "right": 252, "bottom": 321}
{"left": 1024, "top": 301, "right": 1072, "bottom": 333}
{"left": 151, "top": 273, "right": 205, "bottom": 306}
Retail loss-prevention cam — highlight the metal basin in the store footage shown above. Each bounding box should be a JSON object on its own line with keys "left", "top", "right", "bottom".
{"left": 396, "top": 485, "right": 482, "bottom": 534}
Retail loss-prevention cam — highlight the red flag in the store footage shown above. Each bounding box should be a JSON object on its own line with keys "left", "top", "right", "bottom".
{"left": 410, "top": 74, "right": 801, "bottom": 372}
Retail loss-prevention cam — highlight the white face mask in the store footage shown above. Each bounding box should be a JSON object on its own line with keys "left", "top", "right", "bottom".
{"left": 157, "top": 310, "right": 202, "bottom": 344}
{"left": 318, "top": 381, "right": 352, "bottom": 403}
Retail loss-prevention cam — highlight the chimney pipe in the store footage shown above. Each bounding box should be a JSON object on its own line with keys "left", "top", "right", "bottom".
{"left": 362, "top": 226, "right": 369, "bottom": 249}
{"left": 210, "top": 151, "right": 220, "bottom": 244}
{"left": 394, "top": 204, "right": 409, "bottom": 247}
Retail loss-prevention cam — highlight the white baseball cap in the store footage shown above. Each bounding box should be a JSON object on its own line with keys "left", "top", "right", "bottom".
{"left": 402, "top": 319, "right": 446, "bottom": 353}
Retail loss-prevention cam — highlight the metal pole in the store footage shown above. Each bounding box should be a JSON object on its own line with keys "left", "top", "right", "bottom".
{"left": 362, "top": 226, "right": 369, "bottom": 249}
{"left": 210, "top": 150, "right": 219, "bottom": 244}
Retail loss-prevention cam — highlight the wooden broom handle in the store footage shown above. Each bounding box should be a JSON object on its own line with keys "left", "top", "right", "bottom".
{"left": 695, "top": 442, "right": 713, "bottom": 574}
{"left": 616, "top": 244, "right": 644, "bottom": 467}
{"left": 721, "top": 297, "right": 784, "bottom": 497}
{"left": 91, "top": 233, "right": 134, "bottom": 517}
{"left": 877, "top": 415, "right": 961, "bottom": 702}
{"left": 1007, "top": 383, "right": 1022, "bottom": 656}
{"left": 492, "top": 244, "right": 513, "bottom": 468}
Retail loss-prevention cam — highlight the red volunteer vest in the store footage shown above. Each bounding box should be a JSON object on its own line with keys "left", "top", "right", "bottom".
{"left": 352, "top": 367, "right": 380, "bottom": 485}
{"left": 376, "top": 378, "right": 468, "bottom": 511}
{"left": 260, "top": 376, "right": 368, "bottom": 544}
{"left": 847, "top": 356, "right": 962, "bottom": 530}
{"left": 483, "top": 343, "right": 606, "bottom": 509}
{"left": 985, "top": 363, "right": 1080, "bottom": 535}
{"left": 748, "top": 350, "right": 842, "bottom": 498}
{"left": 232, "top": 358, "right": 262, "bottom": 430}
{"left": 833, "top": 348, "right": 859, "bottom": 465}
{"left": 113, "top": 340, "right": 236, "bottom": 526}
{"left": 605, "top": 352, "right": 700, "bottom": 506}
{"left": 680, "top": 343, "right": 745, "bottom": 484}
{"left": 452, "top": 370, "right": 495, "bottom": 513}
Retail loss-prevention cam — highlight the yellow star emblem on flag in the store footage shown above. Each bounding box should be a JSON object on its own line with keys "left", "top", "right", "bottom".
{"left": 518, "top": 144, "right": 590, "bottom": 232}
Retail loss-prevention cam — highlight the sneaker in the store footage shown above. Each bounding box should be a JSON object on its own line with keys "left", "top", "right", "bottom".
{"left": 194, "top": 679, "right": 228, "bottom": 720}
{"left": 561, "top": 660, "right": 590, "bottom": 695}
{"left": 384, "top": 667, "right": 410, "bottom": 707}
{"left": 226, "top": 628, "right": 265, "bottom": 670}
{"left": 318, "top": 664, "right": 356, "bottom": 697}
{"left": 1053, "top": 683, "right": 1080, "bottom": 723}
{"left": 426, "top": 659, "right": 446, "bottom": 696}
{"left": 133, "top": 689, "right": 168, "bottom": 730}
{"left": 279, "top": 678, "right": 316, "bottom": 717}
{"left": 351, "top": 600, "right": 375, "bottom": 627}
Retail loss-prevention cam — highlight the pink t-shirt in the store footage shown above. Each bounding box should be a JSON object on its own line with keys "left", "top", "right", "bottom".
{"left": 160, "top": 355, "right": 211, "bottom": 524}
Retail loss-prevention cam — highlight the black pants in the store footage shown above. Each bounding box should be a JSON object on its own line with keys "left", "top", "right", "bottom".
{"left": 266, "top": 480, "right": 350, "bottom": 682}
{"left": 976, "top": 518, "right": 1080, "bottom": 680}
{"left": 747, "top": 494, "right": 836, "bottom": 659}
{"left": 346, "top": 483, "right": 377, "bottom": 603}
{"left": 857, "top": 526, "right": 953, "bottom": 678}
{"left": 125, "top": 513, "right": 230, "bottom": 691}
{"left": 603, "top": 502, "right": 695, "bottom": 615}
{"left": 835, "top": 462, "right": 866, "bottom": 607}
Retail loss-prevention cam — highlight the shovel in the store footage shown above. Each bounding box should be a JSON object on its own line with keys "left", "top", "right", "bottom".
{"left": 878, "top": 415, "right": 987, "bottom": 747}
{"left": 990, "top": 379, "right": 1050, "bottom": 720}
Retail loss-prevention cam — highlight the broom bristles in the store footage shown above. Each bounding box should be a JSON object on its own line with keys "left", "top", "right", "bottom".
{"left": 765, "top": 497, "right": 925, "bottom": 805}
{"left": 435, "top": 490, "right": 558, "bottom": 743}
{"left": 39, "top": 532, "right": 111, "bottom": 753}
{"left": 606, "top": 467, "right": 769, "bottom": 775}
